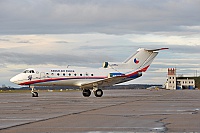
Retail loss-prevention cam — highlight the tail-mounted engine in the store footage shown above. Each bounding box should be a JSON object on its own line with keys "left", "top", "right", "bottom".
{"left": 103, "top": 62, "right": 125, "bottom": 68}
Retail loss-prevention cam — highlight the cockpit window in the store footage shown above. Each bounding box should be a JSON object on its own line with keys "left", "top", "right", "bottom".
{"left": 23, "top": 70, "right": 29, "bottom": 73}
{"left": 30, "top": 70, "right": 35, "bottom": 73}
{"left": 23, "top": 69, "right": 35, "bottom": 73}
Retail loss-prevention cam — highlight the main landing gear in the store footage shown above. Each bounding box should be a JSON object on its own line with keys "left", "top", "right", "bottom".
{"left": 30, "top": 86, "right": 38, "bottom": 97}
{"left": 82, "top": 89, "right": 91, "bottom": 97}
{"left": 94, "top": 89, "right": 103, "bottom": 97}
{"left": 82, "top": 88, "right": 103, "bottom": 97}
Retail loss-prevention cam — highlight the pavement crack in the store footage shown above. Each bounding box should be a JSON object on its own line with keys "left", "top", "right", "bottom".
{"left": 155, "top": 117, "right": 168, "bottom": 132}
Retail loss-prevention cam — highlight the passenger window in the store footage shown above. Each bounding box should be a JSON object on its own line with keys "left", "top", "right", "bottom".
{"left": 63, "top": 73, "right": 65, "bottom": 76}
{"left": 57, "top": 73, "right": 60, "bottom": 76}
{"left": 80, "top": 74, "right": 82, "bottom": 76}
{"left": 74, "top": 73, "right": 77, "bottom": 76}
{"left": 69, "top": 73, "right": 71, "bottom": 76}
{"left": 91, "top": 74, "right": 94, "bottom": 76}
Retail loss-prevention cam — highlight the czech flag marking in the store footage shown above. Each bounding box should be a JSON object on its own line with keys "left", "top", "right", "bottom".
{"left": 134, "top": 58, "right": 139, "bottom": 64}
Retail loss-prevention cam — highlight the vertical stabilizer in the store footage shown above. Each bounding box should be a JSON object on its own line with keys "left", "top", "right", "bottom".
{"left": 103, "top": 48, "right": 168, "bottom": 71}
{"left": 123, "top": 48, "right": 164, "bottom": 70}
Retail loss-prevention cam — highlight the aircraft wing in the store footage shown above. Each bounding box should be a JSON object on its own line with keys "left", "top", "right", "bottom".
{"left": 81, "top": 76, "right": 127, "bottom": 89}
{"left": 81, "top": 71, "right": 142, "bottom": 89}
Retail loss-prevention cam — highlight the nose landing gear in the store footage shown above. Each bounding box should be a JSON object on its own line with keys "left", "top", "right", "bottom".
{"left": 32, "top": 92, "right": 38, "bottom": 97}
{"left": 30, "top": 86, "right": 38, "bottom": 97}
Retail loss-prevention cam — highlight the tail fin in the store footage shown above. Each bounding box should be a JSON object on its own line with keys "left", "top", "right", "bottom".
{"left": 104, "top": 48, "right": 168, "bottom": 71}
{"left": 123, "top": 48, "right": 168, "bottom": 70}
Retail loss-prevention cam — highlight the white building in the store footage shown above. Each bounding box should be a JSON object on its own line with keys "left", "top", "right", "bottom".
{"left": 165, "top": 68, "right": 195, "bottom": 90}
{"left": 176, "top": 78, "right": 195, "bottom": 90}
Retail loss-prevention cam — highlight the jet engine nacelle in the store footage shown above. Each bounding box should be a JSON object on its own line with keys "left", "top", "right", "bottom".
{"left": 103, "top": 62, "right": 126, "bottom": 68}
{"left": 103, "top": 62, "right": 109, "bottom": 68}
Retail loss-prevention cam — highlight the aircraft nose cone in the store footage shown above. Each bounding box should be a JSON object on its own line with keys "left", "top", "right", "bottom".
{"left": 10, "top": 76, "right": 17, "bottom": 84}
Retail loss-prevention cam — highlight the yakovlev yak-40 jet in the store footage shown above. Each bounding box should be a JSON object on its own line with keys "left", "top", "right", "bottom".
{"left": 10, "top": 48, "right": 168, "bottom": 97}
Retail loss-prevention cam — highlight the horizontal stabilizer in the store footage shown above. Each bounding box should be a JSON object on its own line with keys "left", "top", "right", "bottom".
{"left": 146, "top": 48, "right": 169, "bottom": 52}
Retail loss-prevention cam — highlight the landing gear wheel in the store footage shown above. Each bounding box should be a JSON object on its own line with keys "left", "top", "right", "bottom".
{"left": 32, "top": 92, "right": 38, "bottom": 97}
{"left": 82, "top": 89, "right": 91, "bottom": 97}
{"left": 94, "top": 89, "right": 103, "bottom": 97}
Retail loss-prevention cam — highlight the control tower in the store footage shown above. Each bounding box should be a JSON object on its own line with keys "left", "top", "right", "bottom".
{"left": 166, "top": 68, "right": 176, "bottom": 90}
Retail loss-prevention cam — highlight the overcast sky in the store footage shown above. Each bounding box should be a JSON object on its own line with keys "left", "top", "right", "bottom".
{"left": 0, "top": 0, "right": 200, "bottom": 87}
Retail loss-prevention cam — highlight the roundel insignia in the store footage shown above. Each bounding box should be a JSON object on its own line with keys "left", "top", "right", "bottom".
{"left": 134, "top": 58, "right": 139, "bottom": 64}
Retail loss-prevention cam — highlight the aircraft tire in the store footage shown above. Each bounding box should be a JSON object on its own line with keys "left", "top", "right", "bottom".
{"left": 82, "top": 89, "right": 91, "bottom": 97}
{"left": 94, "top": 89, "right": 103, "bottom": 97}
{"left": 32, "top": 92, "right": 38, "bottom": 97}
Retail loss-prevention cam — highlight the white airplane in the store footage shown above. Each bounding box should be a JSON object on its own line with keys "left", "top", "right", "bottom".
{"left": 10, "top": 48, "right": 168, "bottom": 97}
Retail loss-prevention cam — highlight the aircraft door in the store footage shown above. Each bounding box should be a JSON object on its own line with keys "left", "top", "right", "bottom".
{"left": 40, "top": 72, "right": 45, "bottom": 79}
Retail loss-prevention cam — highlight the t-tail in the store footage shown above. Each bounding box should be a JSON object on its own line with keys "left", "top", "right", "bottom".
{"left": 103, "top": 48, "right": 168, "bottom": 71}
